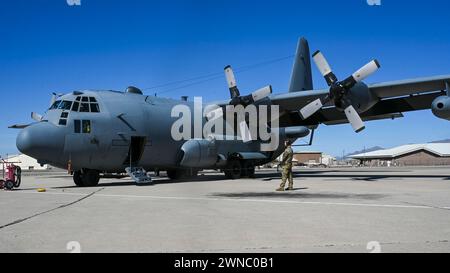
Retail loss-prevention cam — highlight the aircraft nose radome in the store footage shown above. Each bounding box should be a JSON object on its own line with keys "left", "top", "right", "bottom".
{"left": 16, "top": 122, "right": 65, "bottom": 159}
{"left": 16, "top": 128, "right": 32, "bottom": 155}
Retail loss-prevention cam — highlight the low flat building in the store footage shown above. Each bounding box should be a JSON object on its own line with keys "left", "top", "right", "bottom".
{"left": 1, "top": 154, "right": 50, "bottom": 171}
{"left": 294, "top": 151, "right": 322, "bottom": 165}
{"left": 351, "top": 143, "right": 450, "bottom": 166}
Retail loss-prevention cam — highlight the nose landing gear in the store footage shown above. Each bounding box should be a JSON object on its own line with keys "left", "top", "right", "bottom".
{"left": 73, "top": 169, "right": 100, "bottom": 187}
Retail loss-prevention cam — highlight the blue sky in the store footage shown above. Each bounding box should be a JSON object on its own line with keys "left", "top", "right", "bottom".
{"left": 1, "top": 0, "right": 450, "bottom": 157}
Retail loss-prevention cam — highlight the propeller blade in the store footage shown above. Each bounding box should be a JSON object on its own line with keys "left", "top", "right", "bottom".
{"left": 224, "top": 65, "right": 240, "bottom": 98}
{"left": 8, "top": 124, "right": 30, "bottom": 129}
{"left": 31, "top": 112, "right": 43, "bottom": 122}
{"left": 299, "top": 98, "right": 323, "bottom": 120}
{"left": 344, "top": 105, "right": 365, "bottom": 133}
{"left": 50, "top": 93, "right": 57, "bottom": 107}
{"left": 239, "top": 121, "right": 253, "bottom": 143}
{"left": 351, "top": 60, "right": 380, "bottom": 83}
{"left": 251, "top": 85, "right": 272, "bottom": 102}
{"left": 312, "top": 51, "right": 338, "bottom": 86}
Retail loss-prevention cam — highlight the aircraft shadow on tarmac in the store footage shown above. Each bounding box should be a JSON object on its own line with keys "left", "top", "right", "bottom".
{"left": 44, "top": 169, "right": 450, "bottom": 190}
{"left": 210, "top": 191, "right": 387, "bottom": 200}
{"left": 257, "top": 171, "right": 450, "bottom": 182}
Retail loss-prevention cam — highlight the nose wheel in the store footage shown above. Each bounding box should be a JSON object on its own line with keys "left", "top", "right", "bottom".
{"left": 73, "top": 169, "right": 100, "bottom": 187}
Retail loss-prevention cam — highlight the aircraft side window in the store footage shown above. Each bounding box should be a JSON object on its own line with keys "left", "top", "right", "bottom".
{"left": 75, "top": 96, "right": 81, "bottom": 101}
{"left": 74, "top": 120, "right": 81, "bottom": 133}
{"left": 89, "top": 97, "right": 97, "bottom": 103}
{"left": 59, "top": 111, "right": 69, "bottom": 126}
{"left": 49, "top": 100, "right": 61, "bottom": 110}
{"left": 82, "top": 120, "right": 91, "bottom": 133}
{"left": 72, "top": 101, "right": 79, "bottom": 112}
{"left": 80, "top": 103, "right": 90, "bottom": 112}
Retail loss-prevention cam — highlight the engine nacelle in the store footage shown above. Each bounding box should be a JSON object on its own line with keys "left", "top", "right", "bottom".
{"left": 346, "top": 82, "right": 379, "bottom": 113}
{"left": 432, "top": 95, "right": 450, "bottom": 121}
{"left": 179, "top": 139, "right": 218, "bottom": 168}
{"left": 282, "top": 126, "right": 310, "bottom": 139}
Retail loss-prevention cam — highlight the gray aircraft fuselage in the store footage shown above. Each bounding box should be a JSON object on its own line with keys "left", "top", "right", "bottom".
{"left": 16, "top": 90, "right": 287, "bottom": 173}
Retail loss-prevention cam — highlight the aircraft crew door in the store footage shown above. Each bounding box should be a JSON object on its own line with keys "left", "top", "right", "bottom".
{"left": 123, "top": 136, "right": 147, "bottom": 167}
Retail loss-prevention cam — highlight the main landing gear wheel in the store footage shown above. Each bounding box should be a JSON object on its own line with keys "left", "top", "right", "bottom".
{"left": 224, "top": 159, "right": 242, "bottom": 180}
{"left": 73, "top": 169, "right": 100, "bottom": 187}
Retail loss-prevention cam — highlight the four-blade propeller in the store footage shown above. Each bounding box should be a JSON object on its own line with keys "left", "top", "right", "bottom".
{"left": 205, "top": 66, "right": 273, "bottom": 142}
{"left": 207, "top": 66, "right": 273, "bottom": 121}
{"left": 224, "top": 65, "right": 272, "bottom": 107}
{"left": 299, "top": 50, "right": 380, "bottom": 133}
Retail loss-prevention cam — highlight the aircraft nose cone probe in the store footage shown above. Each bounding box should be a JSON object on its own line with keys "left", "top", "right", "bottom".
{"left": 16, "top": 122, "right": 65, "bottom": 160}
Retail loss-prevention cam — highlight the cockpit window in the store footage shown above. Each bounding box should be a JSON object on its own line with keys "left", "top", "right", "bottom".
{"left": 79, "top": 103, "right": 90, "bottom": 112}
{"left": 58, "top": 101, "right": 73, "bottom": 110}
{"left": 71, "top": 96, "right": 101, "bottom": 113}
{"left": 90, "top": 103, "right": 100, "bottom": 113}
{"left": 48, "top": 96, "right": 99, "bottom": 113}
{"left": 49, "top": 100, "right": 61, "bottom": 110}
{"left": 72, "top": 101, "right": 79, "bottom": 111}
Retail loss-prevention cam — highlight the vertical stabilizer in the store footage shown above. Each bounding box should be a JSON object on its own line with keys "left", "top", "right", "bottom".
{"left": 289, "top": 38, "right": 313, "bottom": 92}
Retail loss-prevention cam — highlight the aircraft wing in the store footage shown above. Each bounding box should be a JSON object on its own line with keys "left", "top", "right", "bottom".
{"left": 369, "top": 74, "right": 450, "bottom": 98}
{"left": 270, "top": 74, "right": 450, "bottom": 127}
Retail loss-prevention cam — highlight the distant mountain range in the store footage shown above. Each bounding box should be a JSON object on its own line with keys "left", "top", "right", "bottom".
{"left": 340, "top": 146, "right": 384, "bottom": 160}
{"left": 429, "top": 139, "right": 450, "bottom": 143}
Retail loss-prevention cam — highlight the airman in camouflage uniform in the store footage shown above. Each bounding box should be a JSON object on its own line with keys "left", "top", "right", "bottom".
{"left": 276, "top": 140, "right": 294, "bottom": 191}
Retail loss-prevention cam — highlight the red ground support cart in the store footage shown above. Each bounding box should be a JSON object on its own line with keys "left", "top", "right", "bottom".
{"left": 0, "top": 158, "right": 21, "bottom": 190}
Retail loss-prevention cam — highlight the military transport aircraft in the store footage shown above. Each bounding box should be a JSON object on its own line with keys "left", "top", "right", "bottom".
{"left": 9, "top": 38, "right": 450, "bottom": 187}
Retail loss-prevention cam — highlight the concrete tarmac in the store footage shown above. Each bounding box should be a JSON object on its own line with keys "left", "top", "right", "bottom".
{"left": 1, "top": 167, "right": 450, "bottom": 253}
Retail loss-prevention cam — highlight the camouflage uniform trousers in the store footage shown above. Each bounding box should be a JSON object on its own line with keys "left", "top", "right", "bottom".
{"left": 279, "top": 164, "right": 293, "bottom": 189}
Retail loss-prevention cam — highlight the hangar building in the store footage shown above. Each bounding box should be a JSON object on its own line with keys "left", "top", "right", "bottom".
{"left": 351, "top": 143, "right": 450, "bottom": 166}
